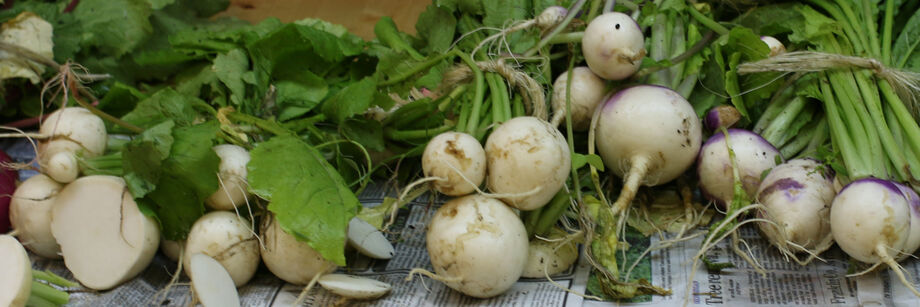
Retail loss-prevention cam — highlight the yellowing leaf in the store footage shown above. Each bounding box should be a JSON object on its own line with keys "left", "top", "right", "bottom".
{"left": 0, "top": 12, "right": 53, "bottom": 84}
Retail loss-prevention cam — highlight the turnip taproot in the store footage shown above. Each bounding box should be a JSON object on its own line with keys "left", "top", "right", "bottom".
{"left": 261, "top": 214, "right": 336, "bottom": 285}
{"left": 485, "top": 116, "right": 570, "bottom": 211}
{"left": 582, "top": 12, "right": 646, "bottom": 80}
{"left": 550, "top": 66, "right": 607, "bottom": 131}
{"left": 184, "top": 211, "right": 260, "bottom": 287}
{"left": 420, "top": 195, "right": 528, "bottom": 298}
{"left": 698, "top": 129, "right": 781, "bottom": 206}
{"left": 50, "top": 175, "right": 159, "bottom": 290}
{"left": 422, "top": 132, "right": 486, "bottom": 196}
{"left": 38, "top": 107, "right": 107, "bottom": 183}
{"left": 594, "top": 85, "right": 701, "bottom": 213}
{"left": 205, "top": 144, "right": 252, "bottom": 211}
{"left": 0, "top": 235, "right": 31, "bottom": 307}
{"left": 9, "top": 174, "right": 63, "bottom": 259}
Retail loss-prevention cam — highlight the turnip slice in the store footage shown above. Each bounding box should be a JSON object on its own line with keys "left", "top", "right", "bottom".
{"left": 50, "top": 175, "right": 159, "bottom": 290}
{"left": 698, "top": 129, "right": 780, "bottom": 206}
{"left": 261, "top": 214, "right": 336, "bottom": 285}
{"left": 594, "top": 85, "right": 701, "bottom": 213}
{"left": 317, "top": 274, "right": 391, "bottom": 300}
{"left": 346, "top": 217, "right": 394, "bottom": 259}
{"left": 485, "top": 116, "right": 570, "bottom": 211}
{"left": 184, "top": 211, "right": 260, "bottom": 287}
{"left": 0, "top": 235, "right": 31, "bottom": 307}
{"left": 189, "top": 253, "right": 241, "bottom": 307}
{"left": 10, "top": 174, "right": 63, "bottom": 259}
{"left": 424, "top": 195, "right": 528, "bottom": 298}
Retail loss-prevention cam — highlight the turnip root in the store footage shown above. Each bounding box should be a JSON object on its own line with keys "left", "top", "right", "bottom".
{"left": 421, "top": 195, "right": 528, "bottom": 298}
{"left": 830, "top": 178, "right": 920, "bottom": 297}
{"left": 205, "top": 144, "right": 252, "bottom": 211}
{"left": 760, "top": 36, "right": 786, "bottom": 57}
{"left": 317, "top": 274, "right": 391, "bottom": 300}
{"left": 698, "top": 129, "right": 781, "bottom": 206}
{"left": 189, "top": 253, "right": 240, "bottom": 307}
{"left": 261, "top": 214, "right": 336, "bottom": 285}
{"left": 755, "top": 159, "right": 834, "bottom": 261}
{"left": 550, "top": 67, "right": 607, "bottom": 131}
{"left": 346, "top": 217, "right": 394, "bottom": 259}
{"left": 0, "top": 235, "right": 31, "bottom": 307}
{"left": 50, "top": 175, "right": 159, "bottom": 290}
{"left": 159, "top": 239, "right": 184, "bottom": 262}
{"left": 184, "top": 211, "right": 260, "bottom": 288}
{"left": 703, "top": 105, "right": 742, "bottom": 131}
{"left": 582, "top": 12, "right": 646, "bottom": 80}
{"left": 38, "top": 107, "right": 107, "bottom": 183}
{"left": 521, "top": 233, "right": 579, "bottom": 278}
{"left": 9, "top": 174, "right": 63, "bottom": 259}
{"left": 0, "top": 149, "right": 18, "bottom": 232}
{"left": 594, "top": 85, "right": 701, "bottom": 214}
{"left": 422, "top": 132, "right": 486, "bottom": 196}
{"left": 485, "top": 117, "right": 570, "bottom": 211}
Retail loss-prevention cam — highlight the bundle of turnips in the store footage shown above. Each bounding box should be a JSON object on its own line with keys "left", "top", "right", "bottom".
{"left": 1, "top": 0, "right": 920, "bottom": 305}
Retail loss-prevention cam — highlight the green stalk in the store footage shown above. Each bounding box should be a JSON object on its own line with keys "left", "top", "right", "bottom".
{"left": 586, "top": 0, "right": 603, "bottom": 24}
{"left": 378, "top": 53, "right": 453, "bottom": 86}
{"left": 827, "top": 71, "right": 879, "bottom": 175}
{"left": 79, "top": 152, "right": 123, "bottom": 176}
{"left": 487, "top": 74, "right": 504, "bottom": 124}
{"left": 523, "top": 206, "right": 545, "bottom": 236}
{"left": 781, "top": 117, "right": 821, "bottom": 158}
{"left": 457, "top": 52, "right": 485, "bottom": 136}
{"left": 456, "top": 94, "right": 472, "bottom": 133}
{"left": 282, "top": 113, "right": 326, "bottom": 134}
{"left": 687, "top": 4, "right": 729, "bottom": 36}
{"left": 820, "top": 73, "right": 866, "bottom": 179}
{"left": 497, "top": 77, "right": 512, "bottom": 122}
{"left": 32, "top": 270, "right": 79, "bottom": 288}
{"left": 225, "top": 111, "right": 293, "bottom": 136}
{"left": 880, "top": 81, "right": 920, "bottom": 179}
{"left": 26, "top": 295, "right": 57, "bottom": 307}
{"left": 854, "top": 70, "right": 908, "bottom": 181}
{"left": 774, "top": 105, "right": 817, "bottom": 148}
{"left": 886, "top": 102, "right": 920, "bottom": 179}
{"left": 533, "top": 191, "right": 571, "bottom": 236}
{"left": 802, "top": 117, "right": 830, "bottom": 158}
{"left": 761, "top": 96, "right": 807, "bottom": 146}
{"left": 881, "top": 0, "right": 894, "bottom": 64}
{"left": 384, "top": 124, "right": 455, "bottom": 141}
{"left": 547, "top": 32, "right": 584, "bottom": 44}
{"left": 30, "top": 281, "right": 69, "bottom": 306}
{"left": 809, "top": 0, "right": 867, "bottom": 55}
{"left": 512, "top": 95, "right": 525, "bottom": 117}
{"left": 564, "top": 55, "right": 582, "bottom": 199}
{"left": 753, "top": 93, "right": 794, "bottom": 134}
{"left": 858, "top": 0, "right": 882, "bottom": 58}
{"left": 374, "top": 16, "right": 424, "bottom": 61}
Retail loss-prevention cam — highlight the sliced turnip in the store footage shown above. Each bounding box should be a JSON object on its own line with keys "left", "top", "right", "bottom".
{"left": 755, "top": 159, "right": 834, "bottom": 261}
{"left": 9, "top": 174, "right": 62, "bottom": 259}
{"left": 50, "top": 175, "right": 159, "bottom": 290}
{"left": 582, "top": 12, "right": 646, "bottom": 80}
{"left": 346, "top": 217, "right": 394, "bottom": 259}
{"left": 38, "top": 107, "right": 107, "bottom": 183}
{"left": 205, "top": 144, "right": 252, "bottom": 211}
{"left": 0, "top": 235, "right": 31, "bottom": 307}
{"left": 423, "top": 195, "right": 528, "bottom": 298}
{"left": 317, "top": 274, "right": 391, "bottom": 300}
{"left": 184, "top": 211, "right": 260, "bottom": 287}
{"left": 485, "top": 117, "right": 570, "bottom": 211}
{"left": 550, "top": 66, "right": 607, "bottom": 131}
{"left": 422, "top": 132, "right": 486, "bottom": 196}
{"left": 261, "top": 214, "right": 336, "bottom": 285}
{"left": 698, "top": 129, "right": 781, "bottom": 206}
{"left": 189, "top": 253, "right": 241, "bottom": 307}
{"left": 594, "top": 85, "right": 702, "bottom": 213}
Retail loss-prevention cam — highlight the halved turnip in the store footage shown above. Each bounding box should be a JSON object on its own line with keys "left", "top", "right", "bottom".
{"left": 346, "top": 217, "right": 394, "bottom": 259}
{"left": 0, "top": 235, "right": 31, "bottom": 307}
{"left": 50, "top": 175, "right": 159, "bottom": 290}
{"left": 189, "top": 253, "right": 241, "bottom": 307}
{"left": 261, "top": 214, "right": 336, "bottom": 285}
{"left": 317, "top": 274, "right": 391, "bottom": 300}
{"left": 9, "top": 174, "right": 63, "bottom": 259}
{"left": 184, "top": 211, "right": 260, "bottom": 287}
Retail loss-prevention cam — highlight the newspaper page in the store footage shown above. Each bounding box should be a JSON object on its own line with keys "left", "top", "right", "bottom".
{"left": 4, "top": 137, "right": 920, "bottom": 306}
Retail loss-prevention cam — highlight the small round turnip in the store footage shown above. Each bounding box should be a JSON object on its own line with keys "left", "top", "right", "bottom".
{"left": 550, "top": 66, "right": 607, "bottom": 131}
{"left": 830, "top": 179, "right": 916, "bottom": 268}
{"left": 698, "top": 129, "right": 781, "bottom": 206}
{"left": 485, "top": 117, "right": 570, "bottom": 211}
{"left": 205, "top": 144, "right": 252, "bottom": 211}
{"left": 425, "top": 195, "right": 528, "bottom": 298}
{"left": 535, "top": 6, "right": 567, "bottom": 30}
{"left": 261, "top": 214, "right": 336, "bottom": 285}
{"left": 159, "top": 239, "right": 184, "bottom": 262}
{"left": 38, "top": 107, "right": 107, "bottom": 183}
{"left": 184, "top": 211, "right": 260, "bottom": 287}
{"left": 756, "top": 159, "right": 834, "bottom": 257}
{"left": 422, "top": 132, "right": 486, "bottom": 196}
{"left": 9, "top": 174, "right": 63, "bottom": 259}
{"left": 521, "top": 230, "right": 578, "bottom": 278}
{"left": 582, "top": 12, "right": 646, "bottom": 80}
{"left": 0, "top": 235, "right": 31, "bottom": 307}
{"left": 595, "top": 85, "right": 701, "bottom": 213}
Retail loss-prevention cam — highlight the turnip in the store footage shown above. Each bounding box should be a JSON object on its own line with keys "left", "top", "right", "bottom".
{"left": 594, "top": 85, "right": 702, "bottom": 214}
{"left": 893, "top": 182, "right": 920, "bottom": 260}
{"left": 471, "top": 6, "right": 569, "bottom": 56}
{"left": 0, "top": 235, "right": 31, "bottom": 307}
{"left": 189, "top": 253, "right": 240, "bottom": 307}
{"left": 184, "top": 211, "right": 260, "bottom": 287}
{"left": 703, "top": 105, "right": 742, "bottom": 131}
{"left": 0, "top": 149, "right": 18, "bottom": 232}
{"left": 38, "top": 107, "right": 107, "bottom": 183}
{"left": 346, "top": 217, "right": 395, "bottom": 259}
{"left": 582, "top": 12, "right": 646, "bottom": 80}
{"left": 50, "top": 175, "right": 159, "bottom": 290}
{"left": 418, "top": 195, "right": 528, "bottom": 298}
{"left": 159, "top": 239, "right": 183, "bottom": 262}
{"left": 830, "top": 178, "right": 920, "bottom": 296}
{"left": 9, "top": 174, "right": 63, "bottom": 259}
{"left": 760, "top": 36, "right": 786, "bottom": 57}
{"left": 550, "top": 66, "right": 607, "bottom": 131}
{"left": 317, "top": 274, "right": 391, "bottom": 300}
{"left": 205, "top": 144, "right": 252, "bottom": 211}
{"left": 698, "top": 129, "right": 781, "bottom": 206}
{"left": 755, "top": 159, "right": 835, "bottom": 261}
{"left": 485, "top": 116, "right": 570, "bottom": 211}
{"left": 422, "top": 132, "right": 486, "bottom": 196}
{"left": 261, "top": 214, "right": 336, "bottom": 285}
{"left": 521, "top": 232, "right": 579, "bottom": 278}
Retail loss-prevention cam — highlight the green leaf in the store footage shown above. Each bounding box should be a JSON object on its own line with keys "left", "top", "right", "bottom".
{"left": 72, "top": 0, "right": 153, "bottom": 57}
{"left": 342, "top": 118, "right": 385, "bottom": 152}
{"left": 213, "top": 48, "right": 251, "bottom": 107}
{"left": 147, "top": 0, "right": 176, "bottom": 10}
{"left": 122, "top": 120, "right": 175, "bottom": 198}
{"left": 572, "top": 153, "right": 605, "bottom": 171}
{"left": 248, "top": 135, "right": 360, "bottom": 266}
{"left": 321, "top": 78, "right": 377, "bottom": 124}
{"left": 415, "top": 5, "right": 457, "bottom": 54}
{"left": 893, "top": 8, "right": 920, "bottom": 69}
{"left": 98, "top": 82, "right": 149, "bottom": 118}
{"left": 120, "top": 88, "right": 202, "bottom": 130}
{"left": 147, "top": 121, "right": 221, "bottom": 240}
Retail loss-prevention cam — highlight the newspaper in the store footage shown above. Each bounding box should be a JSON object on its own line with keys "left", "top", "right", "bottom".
{"left": 4, "top": 138, "right": 919, "bottom": 306}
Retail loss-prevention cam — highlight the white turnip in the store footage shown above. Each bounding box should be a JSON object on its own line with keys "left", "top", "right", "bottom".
{"left": 9, "top": 174, "right": 63, "bottom": 259}
{"left": 423, "top": 195, "right": 528, "bottom": 298}
{"left": 0, "top": 235, "right": 31, "bottom": 307}
{"left": 521, "top": 233, "right": 578, "bottom": 278}
{"left": 50, "top": 175, "right": 159, "bottom": 290}
{"left": 184, "top": 211, "right": 260, "bottom": 287}
{"left": 205, "top": 144, "right": 252, "bottom": 211}
{"left": 422, "top": 132, "right": 486, "bottom": 196}
{"left": 261, "top": 214, "right": 336, "bottom": 285}
{"left": 38, "top": 107, "right": 107, "bottom": 183}
{"left": 698, "top": 129, "right": 781, "bottom": 206}
{"left": 582, "top": 12, "right": 646, "bottom": 80}
{"left": 594, "top": 85, "right": 701, "bottom": 213}
{"left": 550, "top": 66, "right": 607, "bottom": 131}
{"left": 485, "top": 116, "right": 570, "bottom": 211}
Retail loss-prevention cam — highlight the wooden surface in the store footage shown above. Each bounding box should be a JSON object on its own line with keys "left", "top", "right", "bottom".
{"left": 215, "top": 0, "right": 433, "bottom": 39}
